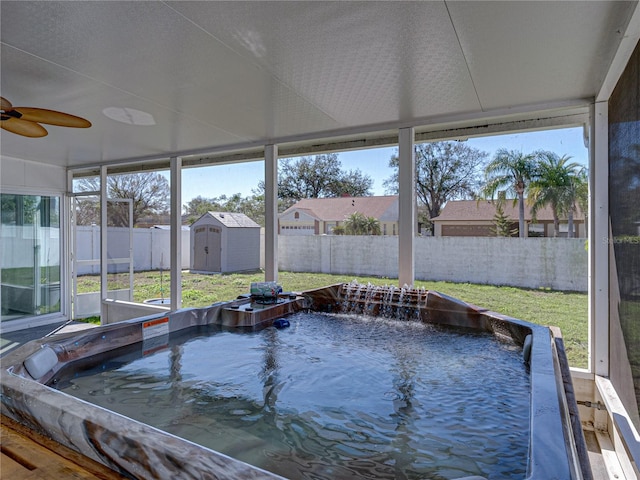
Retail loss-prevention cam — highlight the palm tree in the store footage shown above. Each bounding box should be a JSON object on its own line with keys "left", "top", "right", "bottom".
{"left": 565, "top": 168, "right": 588, "bottom": 238}
{"left": 332, "top": 224, "right": 345, "bottom": 235}
{"left": 344, "top": 212, "right": 368, "bottom": 235}
{"left": 482, "top": 149, "right": 538, "bottom": 238}
{"left": 343, "top": 212, "right": 381, "bottom": 235}
{"left": 365, "top": 216, "right": 382, "bottom": 235}
{"left": 528, "top": 152, "right": 586, "bottom": 237}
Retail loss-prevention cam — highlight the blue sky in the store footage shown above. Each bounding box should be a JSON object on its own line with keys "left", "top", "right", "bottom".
{"left": 181, "top": 126, "right": 588, "bottom": 203}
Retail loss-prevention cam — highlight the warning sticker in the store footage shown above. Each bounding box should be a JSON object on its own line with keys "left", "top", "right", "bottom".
{"left": 142, "top": 317, "right": 169, "bottom": 341}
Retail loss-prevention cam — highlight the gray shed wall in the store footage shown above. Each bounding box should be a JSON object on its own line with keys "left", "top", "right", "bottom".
{"left": 223, "top": 228, "right": 260, "bottom": 272}
{"left": 191, "top": 215, "right": 260, "bottom": 273}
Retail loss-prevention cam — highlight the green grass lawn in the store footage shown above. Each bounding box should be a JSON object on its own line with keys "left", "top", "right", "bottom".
{"left": 77, "top": 270, "right": 589, "bottom": 368}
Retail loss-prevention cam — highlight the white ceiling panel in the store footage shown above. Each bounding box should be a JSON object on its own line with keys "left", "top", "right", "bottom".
{"left": 1, "top": 1, "right": 638, "bottom": 169}
{"left": 168, "top": 1, "right": 481, "bottom": 124}
{"left": 447, "top": 1, "right": 638, "bottom": 110}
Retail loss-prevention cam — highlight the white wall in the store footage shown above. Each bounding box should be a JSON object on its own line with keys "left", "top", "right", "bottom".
{"left": 1, "top": 156, "right": 66, "bottom": 191}
{"left": 414, "top": 236, "right": 587, "bottom": 291}
{"left": 1, "top": 156, "right": 66, "bottom": 272}
{"left": 277, "top": 235, "right": 588, "bottom": 291}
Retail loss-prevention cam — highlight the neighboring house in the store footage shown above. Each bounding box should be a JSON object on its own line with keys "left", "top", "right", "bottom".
{"left": 190, "top": 212, "right": 261, "bottom": 273}
{"left": 279, "top": 196, "right": 399, "bottom": 235}
{"left": 431, "top": 200, "right": 586, "bottom": 238}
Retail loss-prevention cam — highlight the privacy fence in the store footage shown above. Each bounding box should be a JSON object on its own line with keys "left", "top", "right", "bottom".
{"left": 73, "top": 228, "right": 587, "bottom": 291}
{"left": 277, "top": 236, "right": 588, "bottom": 292}
{"left": 76, "top": 226, "right": 190, "bottom": 275}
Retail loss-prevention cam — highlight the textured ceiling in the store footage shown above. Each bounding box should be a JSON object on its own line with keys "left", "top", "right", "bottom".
{"left": 1, "top": 1, "right": 638, "bottom": 169}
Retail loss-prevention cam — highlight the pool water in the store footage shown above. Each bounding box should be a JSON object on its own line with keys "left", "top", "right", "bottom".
{"left": 53, "top": 312, "right": 530, "bottom": 480}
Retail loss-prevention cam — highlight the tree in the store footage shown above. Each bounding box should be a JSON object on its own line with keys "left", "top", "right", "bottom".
{"left": 75, "top": 173, "right": 170, "bottom": 227}
{"left": 183, "top": 195, "right": 226, "bottom": 220}
{"left": 364, "top": 216, "right": 382, "bottom": 235}
{"left": 343, "top": 212, "right": 381, "bottom": 235}
{"left": 384, "top": 141, "right": 487, "bottom": 233}
{"left": 332, "top": 169, "right": 374, "bottom": 198}
{"left": 274, "top": 154, "right": 373, "bottom": 205}
{"left": 482, "top": 149, "right": 538, "bottom": 238}
{"left": 224, "top": 192, "right": 265, "bottom": 227}
{"left": 491, "top": 201, "right": 518, "bottom": 237}
{"left": 527, "top": 152, "right": 586, "bottom": 237}
{"left": 183, "top": 192, "right": 265, "bottom": 226}
{"left": 73, "top": 195, "right": 100, "bottom": 226}
{"left": 567, "top": 168, "right": 588, "bottom": 237}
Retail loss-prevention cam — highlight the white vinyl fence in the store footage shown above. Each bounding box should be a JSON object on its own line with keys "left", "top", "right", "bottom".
{"left": 75, "top": 226, "right": 190, "bottom": 275}
{"left": 277, "top": 236, "right": 588, "bottom": 292}
{"left": 73, "top": 229, "right": 587, "bottom": 291}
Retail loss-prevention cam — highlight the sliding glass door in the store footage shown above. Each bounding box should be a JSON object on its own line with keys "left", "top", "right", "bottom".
{"left": 1, "top": 193, "right": 61, "bottom": 322}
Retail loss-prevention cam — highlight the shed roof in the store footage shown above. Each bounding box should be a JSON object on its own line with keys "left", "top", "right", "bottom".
{"left": 196, "top": 211, "right": 260, "bottom": 228}
{"left": 432, "top": 200, "right": 585, "bottom": 222}
{"left": 281, "top": 196, "right": 399, "bottom": 222}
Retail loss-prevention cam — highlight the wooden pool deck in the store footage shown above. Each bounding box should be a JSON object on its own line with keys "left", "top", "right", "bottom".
{"left": 0, "top": 412, "right": 614, "bottom": 480}
{"left": 0, "top": 415, "right": 127, "bottom": 480}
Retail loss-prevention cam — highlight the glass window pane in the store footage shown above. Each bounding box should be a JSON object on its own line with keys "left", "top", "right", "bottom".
{"left": 1, "top": 194, "right": 61, "bottom": 321}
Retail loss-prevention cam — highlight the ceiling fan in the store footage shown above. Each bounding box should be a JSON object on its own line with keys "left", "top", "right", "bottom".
{"left": 1, "top": 96, "right": 91, "bottom": 138}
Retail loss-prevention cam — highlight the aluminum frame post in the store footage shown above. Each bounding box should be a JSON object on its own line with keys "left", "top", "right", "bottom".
{"left": 170, "top": 156, "right": 182, "bottom": 311}
{"left": 398, "top": 127, "right": 416, "bottom": 287}
{"left": 265, "top": 145, "right": 279, "bottom": 282}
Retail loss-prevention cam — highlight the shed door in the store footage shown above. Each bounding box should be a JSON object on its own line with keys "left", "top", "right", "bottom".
{"left": 193, "top": 226, "right": 221, "bottom": 271}
{"left": 209, "top": 226, "right": 221, "bottom": 271}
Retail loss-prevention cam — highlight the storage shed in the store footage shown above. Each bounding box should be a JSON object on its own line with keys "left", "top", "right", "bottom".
{"left": 190, "top": 212, "right": 260, "bottom": 273}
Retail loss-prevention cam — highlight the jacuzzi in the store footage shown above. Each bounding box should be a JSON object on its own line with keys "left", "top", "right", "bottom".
{"left": 0, "top": 283, "right": 588, "bottom": 479}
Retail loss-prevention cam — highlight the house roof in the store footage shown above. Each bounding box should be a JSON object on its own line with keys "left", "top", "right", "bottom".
{"left": 285, "top": 207, "right": 321, "bottom": 221}
{"left": 281, "top": 196, "right": 399, "bottom": 222}
{"left": 432, "top": 200, "right": 585, "bottom": 223}
{"left": 196, "top": 211, "right": 260, "bottom": 228}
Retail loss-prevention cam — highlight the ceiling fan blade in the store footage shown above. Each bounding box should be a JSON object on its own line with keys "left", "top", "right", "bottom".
{"left": 1, "top": 97, "right": 12, "bottom": 111}
{"left": 14, "top": 107, "right": 91, "bottom": 128}
{"left": 1, "top": 118, "right": 48, "bottom": 137}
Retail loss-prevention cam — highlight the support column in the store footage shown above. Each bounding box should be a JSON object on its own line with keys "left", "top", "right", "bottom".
{"left": 170, "top": 156, "right": 182, "bottom": 311}
{"left": 591, "top": 102, "right": 609, "bottom": 377}
{"left": 398, "top": 127, "right": 415, "bottom": 287}
{"left": 99, "top": 166, "right": 108, "bottom": 324}
{"left": 65, "top": 170, "right": 74, "bottom": 320}
{"left": 264, "top": 145, "right": 278, "bottom": 282}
